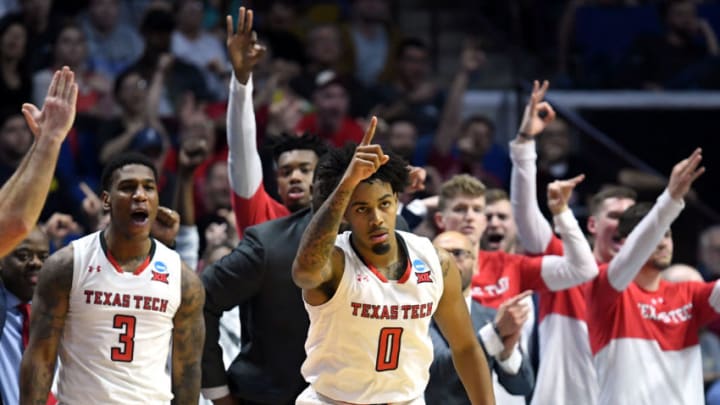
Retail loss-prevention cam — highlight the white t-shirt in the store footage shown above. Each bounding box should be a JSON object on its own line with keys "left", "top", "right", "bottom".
{"left": 301, "top": 231, "right": 444, "bottom": 404}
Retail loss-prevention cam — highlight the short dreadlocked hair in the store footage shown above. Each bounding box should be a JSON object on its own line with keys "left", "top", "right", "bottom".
{"left": 312, "top": 143, "right": 409, "bottom": 211}
{"left": 269, "top": 132, "right": 328, "bottom": 163}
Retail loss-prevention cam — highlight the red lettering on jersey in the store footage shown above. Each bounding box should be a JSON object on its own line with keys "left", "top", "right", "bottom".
{"left": 133, "top": 295, "right": 143, "bottom": 309}
{"left": 416, "top": 272, "right": 432, "bottom": 284}
{"left": 380, "top": 305, "right": 391, "bottom": 320}
{"left": 159, "top": 299, "right": 168, "bottom": 313}
{"left": 411, "top": 304, "right": 420, "bottom": 319}
{"left": 123, "top": 294, "right": 130, "bottom": 308}
{"left": 401, "top": 305, "right": 412, "bottom": 319}
{"left": 113, "top": 293, "right": 123, "bottom": 307}
{"left": 94, "top": 291, "right": 102, "bottom": 305}
{"left": 390, "top": 305, "right": 398, "bottom": 320}
{"left": 84, "top": 290, "right": 93, "bottom": 304}
{"left": 362, "top": 304, "right": 371, "bottom": 318}
{"left": 426, "top": 302, "right": 433, "bottom": 316}
{"left": 151, "top": 297, "right": 160, "bottom": 311}
{"left": 371, "top": 305, "right": 381, "bottom": 319}
{"left": 143, "top": 296, "right": 152, "bottom": 310}
{"left": 351, "top": 302, "right": 362, "bottom": 316}
{"left": 103, "top": 292, "right": 113, "bottom": 305}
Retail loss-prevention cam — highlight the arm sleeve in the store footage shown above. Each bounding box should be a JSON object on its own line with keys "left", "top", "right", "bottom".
{"left": 607, "top": 189, "right": 684, "bottom": 292}
{"left": 174, "top": 225, "right": 199, "bottom": 270}
{"left": 227, "top": 73, "right": 263, "bottom": 199}
{"left": 494, "top": 347, "right": 535, "bottom": 396}
{"left": 509, "top": 139, "right": 555, "bottom": 254}
{"left": 200, "top": 227, "right": 265, "bottom": 389}
{"left": 538, "top": 209, "right": 598, "bottom": 291}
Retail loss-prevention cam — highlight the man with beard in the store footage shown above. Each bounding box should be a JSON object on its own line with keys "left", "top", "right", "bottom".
{"left": 292, "top": 118, "right": 494, "bottom": 404}
{"left": 427, "top": 231, "right": 534, "bottom": 404}
{"left": 0, "top": 227, "right": 50, "bottom": 405}
{"left": 585, "top": 148, "right": 708, "bottom": 405}
{"left": 225, "top": 7, "right": 327, "bottom": 239}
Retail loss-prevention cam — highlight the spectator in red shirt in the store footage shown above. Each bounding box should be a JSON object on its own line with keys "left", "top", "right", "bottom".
{"left": 295, "top": 69, "right": 364, "bottom": 147}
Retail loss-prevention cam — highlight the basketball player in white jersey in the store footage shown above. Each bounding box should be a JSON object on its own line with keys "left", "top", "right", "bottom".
{"left": 19, "top": 153, "right": 205, "bottom": 404}
{"left": 292, "top": 117, "right": 494, "bottom": 405}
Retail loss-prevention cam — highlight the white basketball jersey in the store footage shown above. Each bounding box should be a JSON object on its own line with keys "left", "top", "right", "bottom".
{"left": 301, "top": 230, "right": 444, "bottom": 404}
{"left": 57, "top": 231, "right": 181, "bottom": 404}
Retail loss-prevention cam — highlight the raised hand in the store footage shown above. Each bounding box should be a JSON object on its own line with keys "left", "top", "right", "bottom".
{"left": 22, "top": 66, "right": 78, "bottom": 142}
{"left": 494, "top": 290, "right": 532, "bottom": 338}
{"left": 342, "top": 117, "right": 389, "bottom": 187}
{"left": 406, "top": 166, "right": 427, "bottom": 193}
{"left": 151, "top": 206, "right": 181, "bottom": 247}
{"left": 667, "top": 148, "right": 705, "bottom": 200}
{"left": 547, "top": 174, "right": 585, "bottom": 216}
{"left": 43, "top": 212, "right": 81, "bottom": 247}
{"left": 79, "top": 182, "right": 103, "bottom": 219}
{"left": 226, "top": 6, "right": 267, "bottom": 84}
{"left": 460, "top": 44, "right": 486, "bottom": 74}
{"left": 178, "top": 136, "right": 210, "bottom": 177}
{"left": 517, "top": 80, "right": 556, "bottom": 141}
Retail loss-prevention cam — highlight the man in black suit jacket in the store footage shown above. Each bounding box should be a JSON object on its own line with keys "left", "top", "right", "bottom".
{"left": 201, "top": 204, "right": 410, "bottom": 404}
{"left": 427, "top": 231, "right": 535, "bottom": 404}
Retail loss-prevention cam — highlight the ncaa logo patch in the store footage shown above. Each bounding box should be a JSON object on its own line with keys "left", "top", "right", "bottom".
{"left": 151, "top": 261, "right": 169, "bottom": 284}
{"left": 413, "top": 259, "right": 426, "bottom": 272}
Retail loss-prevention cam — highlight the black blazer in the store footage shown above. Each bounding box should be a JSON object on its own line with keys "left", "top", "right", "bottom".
{"left": 425, "top": 300, "right": 535, "bottom": 404}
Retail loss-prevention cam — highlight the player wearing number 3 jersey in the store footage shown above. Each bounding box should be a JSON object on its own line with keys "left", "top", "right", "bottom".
{"left": 293, "top": 118, "right": 494, "bottom": 405}
{"left": 19, "top": 153, "right": 205, "bottom": 405}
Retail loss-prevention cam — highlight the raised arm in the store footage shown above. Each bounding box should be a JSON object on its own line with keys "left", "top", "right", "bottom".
{"left": 171, "top": 263, "right": 206, "bottom": 404}
{"left": 434, "top": 43, "right": 485, "bottom": 156}
{"left": 607, "top": 149, "right": 703, "bottom": 291}
{"left": 20, "top": 245, "right": 74, "bottom": 405}
{"left": 0, "top": 67, "right": 77, "bottom": 257}
{"left": 225, "top": 7, "right": 268, "bottom": 208}
{"left": 510, "top": 80, "right": 557, "bottom": 254}
{"left": 432, "top": 248, "right": 494, "bottom": 404}
{"left": 535, "top": 175, "right": 598, "bottom": 291}
{"left": 292, "top": 118, "right": 385, "bottom": 302}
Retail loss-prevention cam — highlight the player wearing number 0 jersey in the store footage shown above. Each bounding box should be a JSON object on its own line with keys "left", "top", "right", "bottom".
{"left": 293, "top": 121, "right": 494, "bottom": 405}
{"left": 54, "top": 230, "right": 181, "bottom": 403}
{"left": 19, "top": 153, "right": 205, "bottom": 405}
{"left": 301, "top": 231, "right": 444, "bottom": 403}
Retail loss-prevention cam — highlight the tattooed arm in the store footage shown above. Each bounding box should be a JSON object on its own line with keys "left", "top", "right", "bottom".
{"left": 292, "top": 117, "right": 385, "bottom": 305}
{"left": 172, "top": 262, "right": 206, "bottom": 404}
{"left": 433, "top": 248, "right": 495, "bottom": 405}
{"left": 20, "top": 245, "right": 74, "bottom": 405}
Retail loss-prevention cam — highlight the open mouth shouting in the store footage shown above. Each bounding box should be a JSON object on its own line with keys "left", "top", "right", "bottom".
{"left": 130, "top": 207, "right": 150, "bottom": 226}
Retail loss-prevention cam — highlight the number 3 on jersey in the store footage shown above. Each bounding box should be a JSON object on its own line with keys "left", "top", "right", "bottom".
{"left": 111, "top": 314, "right": 136, "bottom": 362}
{"left": 376, "top": 327, "right": 403, "bottom": 371}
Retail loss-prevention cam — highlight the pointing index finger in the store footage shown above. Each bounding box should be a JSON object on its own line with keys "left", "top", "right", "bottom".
{"left": 360, "top": 116, "right": 378, "bottom": 146}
